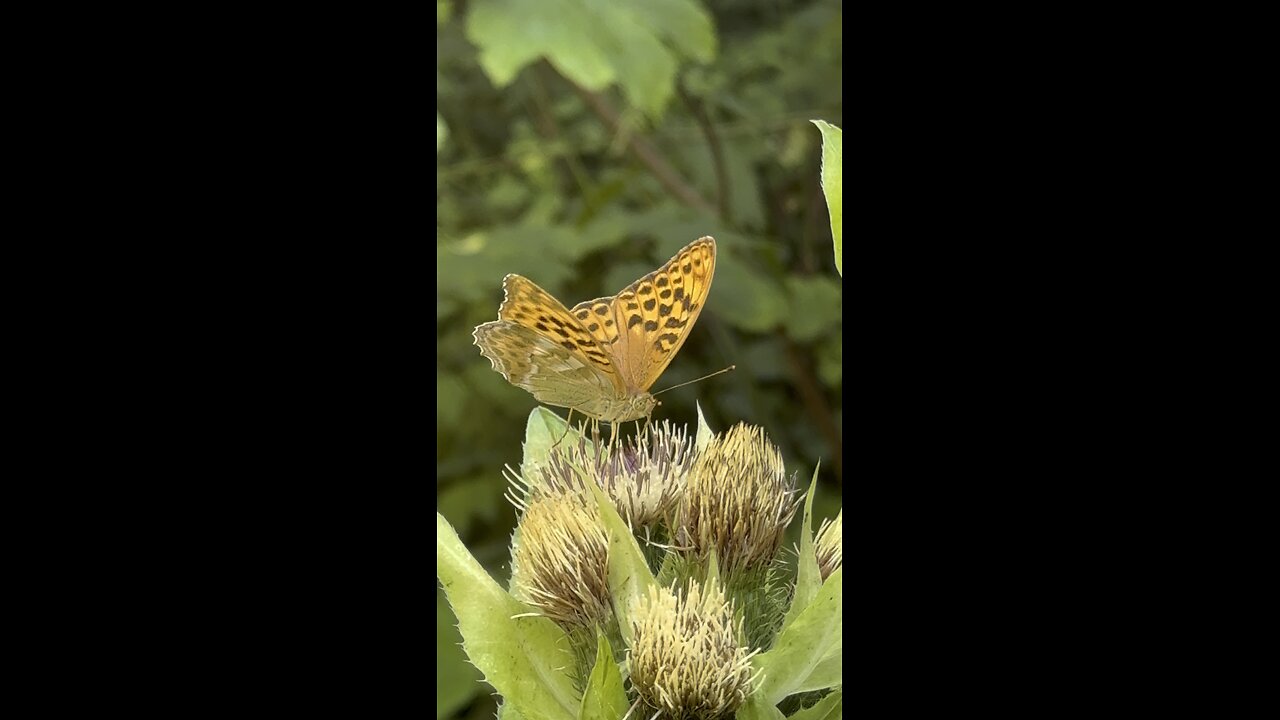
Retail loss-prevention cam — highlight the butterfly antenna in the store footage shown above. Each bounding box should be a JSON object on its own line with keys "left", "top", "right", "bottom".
{"left": 652, "top": 365, "right": 736, "bottom": 396}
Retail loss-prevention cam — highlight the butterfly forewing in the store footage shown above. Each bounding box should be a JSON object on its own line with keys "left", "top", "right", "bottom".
{"left": 495, "top": 274, "right": 623, "bottom": 390}
{"left": 603, "top": 238, "right": 716, "bottom": 392}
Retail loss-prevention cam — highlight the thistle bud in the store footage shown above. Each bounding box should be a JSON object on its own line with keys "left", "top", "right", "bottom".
{"left": 677, "top": 423, "right": 799, "bottom": 573}
{"left": 509, "top": 421, "right": 695, "bottom": 529}
{"left": 510, "top": 494, "right": 610, "bottom": 629}
{"left": 629, "top": 578, "right": 756, "bottom": 718}
{"left": 815, "top": 510, "right": 842, "bottom": 581}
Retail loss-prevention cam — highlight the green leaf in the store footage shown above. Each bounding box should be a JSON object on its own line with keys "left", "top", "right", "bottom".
{"left": 736, "top": 698, "right": 786, "bottom": 720}
{"left": 498, "top": 704, "right": 526, "bottom": 720}
{"left": 696, "top": 400, "right": 714, "bottom": 452}
{"left": 714, "top": 253, "right": 788, "bottom": 333}
{"left": 465, "top": 0, "right": 716, "bottom": 119}
{"left": 787, "top": 690, "right": 841, "bottom": 720}
{"left": 811, "top": 120, "right": 842, "bottom": 276}
{"left": 585, "top": 477, "right": 657, "bottom": 646}
{"left": 751, "top": 569, "right": 843, "bottom": 704}
{"left": 437, "top": 592, "right": 485, "bottom": 719}
{"left": 578, "top": 632, "right": 628, "bottom": 720}
{"left": 794, "top": 648, "right": 841, "bottom": 694}
{"left": 436, "top": 513, "right": 579, "bottom": 720}
{"left": 784, "top": 276, "right": 842, "bottom": 342}
{"left": 521, "top": 407, "right": 585, "bottom": 473}
{"left": 781, "top": 464, "right": 821, "bottom": 632}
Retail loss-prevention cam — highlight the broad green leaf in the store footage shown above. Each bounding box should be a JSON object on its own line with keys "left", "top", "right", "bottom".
{"left": 436, "top": 513, "right": 578, "bottom": 720}
{"left": 578, "top": 633, "right": 627, "bottom": 720}
{"left": 521, "top": 407, "right": 585, "bottom": 473}
{"left": 736, "top": 698, "right": 786, "bottom": 720}
{"left": 696, "top": 400, "right": 714, "bottom": 452}
{"left": 498, "top": 704, "right": 526, "bottom": 720}
{"left": 793, "top": 649, "right": 841, "bottom": 694}
{"left": 585, "top": 477, "right": 657, "bottom": 646}
{"left": 465, "top": 0, "right": 715, "bottom": 119}
{"left": 811, "top": 120, "right": 842, "bottom": 276}
{"left": 784, "top": 277, "right": 842, "bottom": 342}
{"left": 781, "top": 464, "right": 822, "bottom": 632}
{"left": 752, "top": 569, "right": 843, "bottom": 704}
{"left": 787, "top": 690, "right": 841, "bottom": 720}
{"left": 437, "top": 592, "right": 484, "bottom": 719}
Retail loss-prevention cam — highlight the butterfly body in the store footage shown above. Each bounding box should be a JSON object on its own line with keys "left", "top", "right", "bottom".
{"left": 474, "top": 237, "right": 716, "bottom": 423}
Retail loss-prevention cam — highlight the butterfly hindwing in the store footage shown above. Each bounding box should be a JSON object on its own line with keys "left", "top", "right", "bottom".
{"left": 496, "top": 274, "right": 622, "bottom": 388}
{"left": 473, "top": 320, "right": 619, "bottom": 410}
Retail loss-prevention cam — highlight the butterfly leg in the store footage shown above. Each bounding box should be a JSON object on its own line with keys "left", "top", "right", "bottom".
{"left": 551, "top": 408, "right": 575, "bottom": 450}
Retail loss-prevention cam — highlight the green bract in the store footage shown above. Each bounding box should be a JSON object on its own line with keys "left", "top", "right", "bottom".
{"left": 436, "top": 409, "right": 842, "bottom": 718}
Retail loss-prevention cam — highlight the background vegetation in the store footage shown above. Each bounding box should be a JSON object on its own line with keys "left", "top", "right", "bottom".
{"left": 437, "top": 1, "right": 842, "bottom": 716}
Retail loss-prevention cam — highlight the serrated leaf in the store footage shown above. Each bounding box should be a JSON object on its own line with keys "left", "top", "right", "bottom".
{"left": 736, "top": 698, "right": 786, "bottom": 720}
{"left": 578, "top": 632, "right": 628, "bottom": 720}
{"left": 793, "top": 649, "right": 841, "bottom": 694}
{"left": 781, "top": 464, "right": 822, "bottom": 632}
{"left": 585, "top": 477, "right": 656, "bottom": 646}
{"left": 811, "top": 121, "right": 842, "bottom": 276}
{"left": 752, "top": 569, "right": 843, "bottom": 704}
{"left": 437, "top": 593, "right": 484, "bottom": 718}
{"left": 696, "top": 401, "right": 714, "bottom": 452}
{"left": 787, "top": 690, "right": 841, "bottom": 720}
{"left": 436, "top": 513, "right": 579, "bottom": 720}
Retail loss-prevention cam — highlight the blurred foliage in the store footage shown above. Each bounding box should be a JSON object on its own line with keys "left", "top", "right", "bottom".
{"left": 437, "top": 0, "right": 841, "bottom": 716}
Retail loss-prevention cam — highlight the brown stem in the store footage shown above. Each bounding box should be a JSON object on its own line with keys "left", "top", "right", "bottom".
{"left": 783, "top": 336, "right": 842, "bottom": 480}
{"left": 569, "top": 83, "right": 717, "bottom": 216}
{"left": 677, "top": 79, "right": 730, "bottom": 221}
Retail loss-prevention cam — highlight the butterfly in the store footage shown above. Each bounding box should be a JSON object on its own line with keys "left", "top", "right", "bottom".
{"left": 474, "top": 237, "right": 716, "bottom": 423}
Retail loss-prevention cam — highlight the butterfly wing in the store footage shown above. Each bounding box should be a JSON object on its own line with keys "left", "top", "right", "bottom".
{"left": 473, "top": 320, "right": 621, "bottom": 412}
{"left": 601, "top": 237, "right": 716, "bottom": 393}
{"left": 495, "top": 274, "right": 625, "bottom": 391}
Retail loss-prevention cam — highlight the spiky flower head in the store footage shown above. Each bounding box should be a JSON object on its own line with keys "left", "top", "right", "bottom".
{"left": 510, "top": 493, "right": 610, "bottom": 629}
{"left": 815, "top": 510, "right": 842, "bottom": 581}
{"left": 629, "top": 578, "right": 757, "bottom": 719}
{"left": 676, "top": 423, "right": 799, "bottom": 574}
{"left": 508, "top": 421, "right": 695, "bottom": 529}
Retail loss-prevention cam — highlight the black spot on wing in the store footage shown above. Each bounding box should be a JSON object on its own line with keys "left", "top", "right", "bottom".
{"left": 644, "top": 320, "right": 658, "bottom": 332}
{"left": 628, "top": 315, "right": 643, "bottom": 329}
{"left": 643, "top": 299, "right": 656, "bottom": 311}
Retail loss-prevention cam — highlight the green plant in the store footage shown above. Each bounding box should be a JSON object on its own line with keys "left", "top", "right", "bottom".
{"left": 438, "top": 408, "right": 842, "bottom": 719}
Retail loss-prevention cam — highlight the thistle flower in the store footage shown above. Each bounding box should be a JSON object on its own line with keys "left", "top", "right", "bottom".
{"left": 629, "top": 578, "right": 757, "bottom": 718}
{"left": 510, "top": 494, "right": 610, "bottom": 629}
{"left": 815, "top": 510, "right": 842, "bottom": 581}
{"left": 676, "top": 423, "right": 799, "bottom": 574}
{"left": 509, "top": 421, "right": 695, "bottom": 529}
